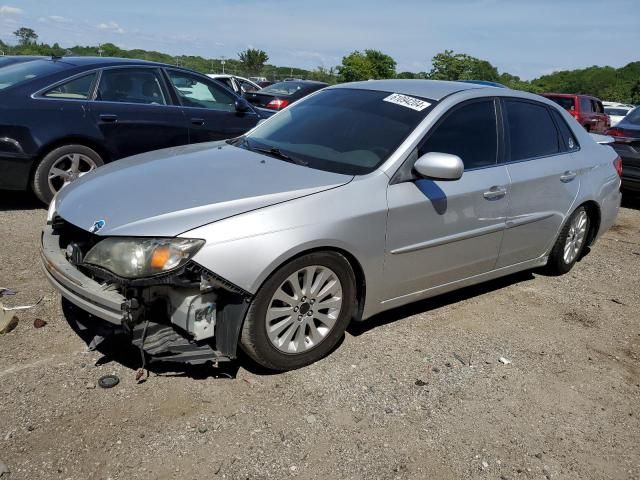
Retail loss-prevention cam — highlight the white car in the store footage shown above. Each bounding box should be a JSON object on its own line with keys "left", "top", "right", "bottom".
{"left": 207, "top": 74, "right": 261, "bottom": 95}
{"left": 604, "top": 105, "right": 633, "bottom": 126}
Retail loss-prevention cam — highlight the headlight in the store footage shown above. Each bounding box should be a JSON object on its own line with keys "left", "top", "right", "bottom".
{"left": 84, "top": 237, "right": 205, "bottom": 278}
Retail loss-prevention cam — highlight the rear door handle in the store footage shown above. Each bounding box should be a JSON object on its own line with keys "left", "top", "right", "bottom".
{"left": 483, "top": 186, "right": 507, "bottom": 200}
{"left": 191, "top": 118, "right": 205, "bottom": 126}
{"left": 99, "top": 114, "right": 118, "bottom": 122}
{"left": 560, "top": 171, "right": 577, "bottom": 182}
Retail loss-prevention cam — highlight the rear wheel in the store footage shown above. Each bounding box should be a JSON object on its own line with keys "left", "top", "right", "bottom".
{"left": 32, "top": 144, "right": 103, "bottom": 204}
{"left": 240, "top": 252, "right": 357, "bottom": 371}
{"left": 545, "top": 206, "right": 590, "bottom": 275}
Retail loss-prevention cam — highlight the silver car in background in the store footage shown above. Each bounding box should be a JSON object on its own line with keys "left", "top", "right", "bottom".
{"left": 41, "top": 80, "right": 622, "bottom": 371}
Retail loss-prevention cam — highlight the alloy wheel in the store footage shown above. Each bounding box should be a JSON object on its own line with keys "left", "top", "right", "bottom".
{"left": 265, "top": 265, "right": 343, "bottom": 354}
{"left": 47, "top": 153, "right": 98, "bottom": 195}
{"left": 563, "top": 210, "right": 588, "bottom": 264}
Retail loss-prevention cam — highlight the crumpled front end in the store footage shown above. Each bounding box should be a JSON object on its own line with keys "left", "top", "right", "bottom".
{"left": 41, "top": 217, "right": 251, "bottom": 365}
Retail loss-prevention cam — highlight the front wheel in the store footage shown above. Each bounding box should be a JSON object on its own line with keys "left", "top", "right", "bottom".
{"left": 32, "top": 144, "right": 104, "bottom": 204}
{"left": 545, "top": 206, "right": 590, "bottom": 275}
{"left": 240, "top": 252, "right": 357, "bottom": 371}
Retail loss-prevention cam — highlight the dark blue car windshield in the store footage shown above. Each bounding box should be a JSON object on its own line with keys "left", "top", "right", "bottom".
{"left": 0, "top": 60, "right": 69, "bottom": 91}
{"left": 240, "top": 88, "right": 436, "bottom": 175}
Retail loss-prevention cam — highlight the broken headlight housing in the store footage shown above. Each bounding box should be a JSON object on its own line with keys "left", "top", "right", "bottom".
{"left": 84, "top": 237, "right": 205, "bottom": 279}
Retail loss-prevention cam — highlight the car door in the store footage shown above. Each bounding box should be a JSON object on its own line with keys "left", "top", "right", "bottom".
{"left": 495, "top": 99, "right": 581, "bottom": 268}
{"left": 164, "top": 69, "right": 260, "bottom": 144}
{"left": 384, "top": 98, "right": 510, "bottom": 301}
{"left": 89, "top": 67, "right": 188, "bottom": 160}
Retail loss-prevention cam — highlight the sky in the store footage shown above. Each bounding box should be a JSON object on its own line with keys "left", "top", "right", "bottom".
{"left": 0, "top": 0, "right": 638, "bottom": 79}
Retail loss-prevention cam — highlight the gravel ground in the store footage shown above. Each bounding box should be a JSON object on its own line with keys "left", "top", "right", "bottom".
{"left": 0, "top": 191, "right": 639, "bottom": 480}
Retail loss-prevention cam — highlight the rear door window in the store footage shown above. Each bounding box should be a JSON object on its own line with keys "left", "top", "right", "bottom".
{"left": 44, "top": 73, "right": 96, "bottom": 99}
{"left": 580, "top": 97, "right": 592, "bottom": 113}
{"left": 96, "top": 68, "right": 167, "bottom": 105}
{"left": 419, "top": 99, "right": 498, "bottom": 170}
{"left": 504, "top": 99, "right": 560, "bottom": 161}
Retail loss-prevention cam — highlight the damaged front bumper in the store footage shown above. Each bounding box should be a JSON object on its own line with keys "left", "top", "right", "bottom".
{"left": 41, "top": 223, "right": 251, "bottom": 365}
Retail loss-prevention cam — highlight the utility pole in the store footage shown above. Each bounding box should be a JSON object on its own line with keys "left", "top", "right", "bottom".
{"left": 221, "top": 56, "right": 226, "bottom": 74}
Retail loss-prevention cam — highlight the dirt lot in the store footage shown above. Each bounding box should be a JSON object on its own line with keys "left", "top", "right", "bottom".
{"left": 0, "top": 192, "right": 639, "bottom": 480}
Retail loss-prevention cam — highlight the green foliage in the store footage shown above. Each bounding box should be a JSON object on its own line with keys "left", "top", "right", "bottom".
{"left": 337, "top": 49, "right": 396, "bottom": 82}
{"left": 237, "top": 48, "right": 269, "bottom": 76}
{"left": 428, "top": 50, "right": 499, "bottom": 82}
{"left": 1, "top": 27, "right": 637, "bottom": 102}
{"left": 13, "top": 27, "right": 38, "bottom": 46}
{"left": 532, "top": 62, "right": 640, "bottom": 103}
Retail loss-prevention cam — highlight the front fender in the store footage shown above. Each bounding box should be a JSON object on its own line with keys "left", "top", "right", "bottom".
{"left": 182, "top": 173, "right": 389, "bottom": 318}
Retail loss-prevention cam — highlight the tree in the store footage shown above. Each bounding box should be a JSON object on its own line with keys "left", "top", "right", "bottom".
{"left": 13, "top": 27, "right": 38, "bottom": 46}
{"left": 337, "top": 49, "right": 396, "bottom": 82}
{"left": 363, "top": 49, "right": 396, "bottom": 79}
{"left": 237, "top": 48, "right": 269, "bottom": 75}
{"left": 428, "top": 50, "right": 499, "bottom": 82}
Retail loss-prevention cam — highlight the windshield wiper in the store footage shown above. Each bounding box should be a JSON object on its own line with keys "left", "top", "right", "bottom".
{"left": 252, "top": 146, "right": 308, "bottom": 167}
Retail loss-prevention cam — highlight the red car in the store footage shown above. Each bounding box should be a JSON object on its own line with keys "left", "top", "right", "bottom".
{"left": 541, "top": 93, "right": 610, "bottom": 133}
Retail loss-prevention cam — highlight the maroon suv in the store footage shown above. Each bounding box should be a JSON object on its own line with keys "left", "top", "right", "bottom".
{"left": 542, "top": 93, "right": 610, "bottom": 133}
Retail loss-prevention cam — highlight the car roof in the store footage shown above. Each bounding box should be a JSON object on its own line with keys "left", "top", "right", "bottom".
{"left": 542, "top": 92, "right": 600, "bottom": 100}
{"left": 330, "top": 79, "right": 483, "bottom": 101}
{"left": 24, "top": 56, "right": 170, "bottom": 68}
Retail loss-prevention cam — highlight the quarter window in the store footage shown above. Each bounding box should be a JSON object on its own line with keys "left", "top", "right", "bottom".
{"left": 505, "top": 100, "right": 559, "bottom": 161}
{"left": 96, "top": 68, "right": 167, "bottom": 105}
{"left": 167, "top": 71, "right": 235, "bottom": 111}
{"left": 550, "top": 108, "right": 579, "bottom": 152}
{"left": 44, "top": 73, "right": 96, "bottom": 99}
{"left": 419, "top": 100, "right": 498, "bottom": 170}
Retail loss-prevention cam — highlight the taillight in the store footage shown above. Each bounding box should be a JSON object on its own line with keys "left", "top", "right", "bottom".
{"left": 613, "top": 156, "right": 623, "bottom": 177}
{"left": 266, "top": 98, "right": 289, "bottom": 110}
{"left": 605, "top": 128, "right": 633, "bottom": 143}
{"left": 569, "top": 110, "right": 579, "bottom": 119}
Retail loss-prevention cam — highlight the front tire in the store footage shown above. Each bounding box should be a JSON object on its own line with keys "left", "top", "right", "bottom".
{"left": 545, "top": 206, "right": 590, "bottom": 275}
{"left": 240, "top": 252, "right": 357, "bottom": 371}
{"left": 32, "top": 144, "right": 104, "bottom": 204}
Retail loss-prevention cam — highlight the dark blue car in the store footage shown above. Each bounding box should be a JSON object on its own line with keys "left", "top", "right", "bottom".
{"left": 0, "top": 56, "right": 272, "bottom": 203}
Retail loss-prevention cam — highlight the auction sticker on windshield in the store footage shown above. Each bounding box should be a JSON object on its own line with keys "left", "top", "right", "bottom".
{"left": 383, "top": 93, "right": 431, "bottom": 111}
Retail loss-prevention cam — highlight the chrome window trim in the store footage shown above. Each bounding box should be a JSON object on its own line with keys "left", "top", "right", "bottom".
{"left": 31, "top": 67, "right": 101, "bottom": 102}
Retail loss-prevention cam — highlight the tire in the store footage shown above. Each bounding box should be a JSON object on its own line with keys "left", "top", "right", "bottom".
{"left": 240, "top": 251, "right": 357, "bottom": 371}
{"left": 545, "top": 206, "right": 590, "bottom": 275}
{"left": 32, "top": 144, "right": 104, "bottom": 204}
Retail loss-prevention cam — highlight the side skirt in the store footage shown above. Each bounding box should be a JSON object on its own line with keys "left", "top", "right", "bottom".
{"left": 363, "top": 255, "right": 548, "bottom": 319}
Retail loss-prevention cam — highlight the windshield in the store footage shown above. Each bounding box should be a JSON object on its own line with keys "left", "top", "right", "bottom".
{"left": 0, "top": 60, "right": 68, "bottom": 91}
{"left": 239, "top": 88, "right": 436, "bottom": 175}
{"left": 546, "top": 96, "right": 575, "bottom": 111}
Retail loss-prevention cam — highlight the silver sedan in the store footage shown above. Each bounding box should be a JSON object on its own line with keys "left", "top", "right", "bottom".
{"left": 42, "top": 80, "right": 622, "bottom": 371}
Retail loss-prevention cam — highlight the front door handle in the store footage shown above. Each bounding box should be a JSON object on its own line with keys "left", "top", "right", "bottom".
{"left": 483, "top": 186, "right": 507, "bottom": 200}
{"left": 560, "top": 171, "right": 577, "bottom": 182}
{"left": 99, "top": 114, "right": 118, "bottom": 122}
{"left": 191, "top": 118, "right": 205, "bottom": 126}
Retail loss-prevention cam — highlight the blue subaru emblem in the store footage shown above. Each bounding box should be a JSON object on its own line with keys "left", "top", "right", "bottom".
{"left": 89, "top": 219, "right": 106, "bottom": 234}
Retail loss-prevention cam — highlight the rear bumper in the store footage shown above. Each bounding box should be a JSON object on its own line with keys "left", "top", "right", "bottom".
{"left": 41, "top": 224, "right": 127, "bottom": 325}
{"left": 0, "top": 152, "right": 36, "bottom": 190}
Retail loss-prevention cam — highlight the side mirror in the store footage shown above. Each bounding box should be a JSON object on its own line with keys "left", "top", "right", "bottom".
{"left": 414, "top": 152, "right": 463, "bottom": 181}
{"left": 235, "top": 98, "right": 251, "bottom": 113}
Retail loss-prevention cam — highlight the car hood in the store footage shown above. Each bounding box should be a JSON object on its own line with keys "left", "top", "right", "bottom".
{"left": 55, "top": 141, "right": 353, "bottom": 237}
